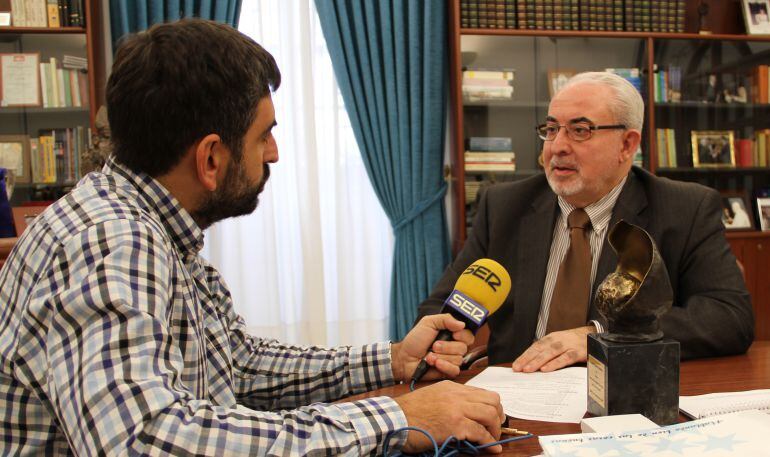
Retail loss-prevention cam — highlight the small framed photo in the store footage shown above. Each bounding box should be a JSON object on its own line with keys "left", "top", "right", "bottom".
{"left": 548, "top": 69, "right": 576, "bottom": 98}
{"left": 757, "top": 197, "right": 770, "bottom": 231}
{"left": 742, "top": 0, "right": 770, "bottom": 35}
{"left": 720, "top": 191, "right": 754, "bottom": 231}
{"left": 0, "top": 135, "right": 30, "bottom": 183}
{"left": 691, "top": 130, "right": 735, "bottom": 167}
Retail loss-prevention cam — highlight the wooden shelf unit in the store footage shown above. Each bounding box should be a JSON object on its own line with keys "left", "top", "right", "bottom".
{"left": 447, "top": 1, "right": 770, "bottom": 340}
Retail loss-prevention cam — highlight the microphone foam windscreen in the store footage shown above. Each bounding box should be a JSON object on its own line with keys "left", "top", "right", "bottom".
{"left": 454, "top": 258, "right": 511, "bottom": 316}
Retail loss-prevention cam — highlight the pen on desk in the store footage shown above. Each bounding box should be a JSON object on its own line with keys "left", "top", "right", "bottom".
{"left": 501, "top": 427, "right": 529, "bottom": 436}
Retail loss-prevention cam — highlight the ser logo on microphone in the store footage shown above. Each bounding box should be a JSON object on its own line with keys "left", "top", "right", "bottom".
{"left": 446, "top": 290, "right": 489, "bottom": 325}
{"left": 462, "top": 263, "right": 502, "bottom": 292}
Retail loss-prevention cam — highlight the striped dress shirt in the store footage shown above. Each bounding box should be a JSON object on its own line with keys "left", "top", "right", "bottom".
{"left": 0, "top": 158, "right": 407, "bottom": 456}
{"left": 535, "top": 177, "right": 627, "bottom": 339}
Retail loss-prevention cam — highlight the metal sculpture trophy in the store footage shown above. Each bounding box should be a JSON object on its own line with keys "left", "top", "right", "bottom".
{"left": 587, "top": 220, "right": 680, "bottom": 425}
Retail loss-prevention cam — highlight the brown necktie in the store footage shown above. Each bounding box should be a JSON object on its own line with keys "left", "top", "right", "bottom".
{"left": 546, "top": 208, "right": 592, "bottom": 334}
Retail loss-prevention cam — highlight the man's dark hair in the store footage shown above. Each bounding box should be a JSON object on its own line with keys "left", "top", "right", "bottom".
{"left": 106, "top": 19, "right": 280, "bottom": 177}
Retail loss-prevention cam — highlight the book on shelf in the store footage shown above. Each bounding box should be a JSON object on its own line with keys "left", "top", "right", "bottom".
{"left": 464, "top": 149, "right": 516, "bottom": 172}
{"left": 462, "top": 68, "right": 514, "bottom": 101}
{"left": 37, "top": 56, "right": 89, "bottom": 109}
{"left": 680, "top": 389, "right": 770, "bottom": 419}
{"left": 8, "top": 0, "right": 85, "bottom": 27}
{"left": 30, "top": 127, "right": 90, "bottom": 184}
{"left": 457, "top": 0, "right": 685, "bottom": 32}
{"left": 652, "top": 64, "right": 683, "bottom": 103}
{"left": 655, "top": 128, "right": 676, "bottom": 168}
{"left": 468, "top": 136, "right": 512, "bottom": 151}
{"left": 736, "top": 138, "right": 754, "bottom": 167}
{"left": 754, "top": 130, "right": 770, "bottom": 166}
{"left": 465, "top": 179, "right": 484, "bottom": 204}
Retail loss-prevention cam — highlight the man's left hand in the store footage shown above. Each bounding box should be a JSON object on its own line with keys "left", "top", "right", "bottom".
{"left": 511, "top": 325, "right": 595, "bottom": 373}
{"left": 391, "top": 314, "right": 474, "bottom": 383}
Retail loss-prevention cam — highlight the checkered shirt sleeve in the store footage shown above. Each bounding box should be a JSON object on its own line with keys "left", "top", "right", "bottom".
{"left": 0, "top": 162, "right": 408, "bottom": 456}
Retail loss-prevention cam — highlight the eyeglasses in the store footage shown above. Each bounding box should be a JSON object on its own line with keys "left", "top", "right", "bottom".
{"left": 535, "top": 121, "right": 627, "bottom": 142}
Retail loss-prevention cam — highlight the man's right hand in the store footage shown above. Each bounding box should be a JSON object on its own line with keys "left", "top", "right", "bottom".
{"left": 393, "top": 380, "right": 505, "bottom": 454}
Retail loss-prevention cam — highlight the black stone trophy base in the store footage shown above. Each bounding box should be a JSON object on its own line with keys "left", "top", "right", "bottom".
{"left": 587, "top": 333, "right": 680, "bottom": 425}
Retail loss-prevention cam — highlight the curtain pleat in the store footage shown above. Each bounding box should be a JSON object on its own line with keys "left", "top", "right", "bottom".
{"left": 316, "top": 0, "right": 450, "bottom": 339}
{"left": 110, "top": 0, "right": 242, "bottom": 49}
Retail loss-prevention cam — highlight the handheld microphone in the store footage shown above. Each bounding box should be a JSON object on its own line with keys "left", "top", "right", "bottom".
{"left": 410, "top": 258, "right": 512, "bottom": 384}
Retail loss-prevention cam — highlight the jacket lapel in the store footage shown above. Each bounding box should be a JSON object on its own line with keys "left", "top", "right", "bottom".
{"left": 512, "top": 189, "right": 558, "bottom": 354}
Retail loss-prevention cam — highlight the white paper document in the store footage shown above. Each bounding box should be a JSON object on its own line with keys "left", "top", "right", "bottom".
{"left": 466, "top": 366, "right": 587, "bottom": 423}
{"left": 539, "top": 410, "right": 770, "bottom": 457}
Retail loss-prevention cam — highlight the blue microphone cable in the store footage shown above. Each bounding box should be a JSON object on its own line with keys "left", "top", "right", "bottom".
{"left": 383, "top": 426, "right": 534, "bottom": 456}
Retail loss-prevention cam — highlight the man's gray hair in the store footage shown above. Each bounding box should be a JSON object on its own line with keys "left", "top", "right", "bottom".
{"left": 558, "top": 71, "right": 644, "bottom": 131}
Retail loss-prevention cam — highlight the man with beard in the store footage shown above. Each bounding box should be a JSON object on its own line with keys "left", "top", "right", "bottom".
{"left": 0, "top": 20, "right": 506, "bottom": 455}
{"left": 418, "top": 71, "right": 753, "bottom": 371}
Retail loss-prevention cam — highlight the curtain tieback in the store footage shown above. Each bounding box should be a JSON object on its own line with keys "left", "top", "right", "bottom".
{"left": 392, "top": 184, "right": 447, "bottom": 232}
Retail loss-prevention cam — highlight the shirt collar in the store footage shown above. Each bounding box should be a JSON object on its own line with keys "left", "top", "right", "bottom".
{"left": 102, "top": 156, "right": 204, "bottom": 255}
{"left": 557, "top": 176, "right": 627, "bottom": 232}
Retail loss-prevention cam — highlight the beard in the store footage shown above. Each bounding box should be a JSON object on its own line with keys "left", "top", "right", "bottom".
{"left": 193, "top": 162, "right": 270, "bottom": 230}
{"left": 545, "top": 157, "right": 585, "bottom": 198}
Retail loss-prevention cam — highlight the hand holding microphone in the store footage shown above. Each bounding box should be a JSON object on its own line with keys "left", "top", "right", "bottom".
{"left": 405, "top": 258, "right": 512, "bottom": 385}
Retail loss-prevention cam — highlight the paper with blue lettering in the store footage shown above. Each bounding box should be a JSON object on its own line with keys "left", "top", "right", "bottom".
{"left": 538, "top": 409, "right": 770, "bottom": 456}
{"left": 466, "top": 366, "right": 587, "bottom": 423}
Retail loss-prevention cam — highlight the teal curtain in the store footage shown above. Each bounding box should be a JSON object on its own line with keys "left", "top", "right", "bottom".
{"left": 110, "top": 0, "right": 242, "bottom": 48}
{"left": 315, "top": 0, "right": 451, "bottom": 339}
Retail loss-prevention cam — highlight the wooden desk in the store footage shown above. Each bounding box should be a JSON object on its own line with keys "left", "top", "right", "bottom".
{"left": 347, "top": 341, "right": 770, "bottom": 456}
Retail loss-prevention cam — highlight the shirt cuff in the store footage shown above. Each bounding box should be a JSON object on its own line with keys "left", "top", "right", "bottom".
{"left": 347, "top": 342, "right": 395, "bottom": 394}
{"left": 335, "top": 396, "right": 409, "bottom": 454}
{"left": 589, "top": 320, "right": 604, "bottom": 333}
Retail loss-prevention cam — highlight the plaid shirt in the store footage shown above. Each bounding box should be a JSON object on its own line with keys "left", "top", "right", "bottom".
{"left": 0, "top": 158, "right": 407, "bottom": 456}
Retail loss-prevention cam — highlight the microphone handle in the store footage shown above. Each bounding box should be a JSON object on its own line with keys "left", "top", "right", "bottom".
{"left": 410, "top": 329, "right": 456, "bottom": 384}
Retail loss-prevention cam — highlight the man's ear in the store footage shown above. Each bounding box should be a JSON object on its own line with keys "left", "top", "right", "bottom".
{"left": 619, "top": 129, "right": 642, "bottom": 163}
{"left": 194, "top": 133, "right": 228, "bottom": 191}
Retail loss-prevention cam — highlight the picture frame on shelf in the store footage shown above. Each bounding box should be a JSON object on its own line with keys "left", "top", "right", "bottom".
{"left": 742, "top": 0, "right": 770, "bottom": 35}
{"left": 720, "top": 191, "right": 754, "bottom": 231}
{"left": 757, "top": 197, "right": 770, "bottom": 231}
{"left": 547, "top": 69, "right": 576, "bottom": 99}
{"left": 691, "top": 130, "right": 735, "bottom": 167}
{"left": 0, "top": 53, "right": 41, "bottom": 107}
{"left": 0, "top": 135, "right": 30, "bottom": 184}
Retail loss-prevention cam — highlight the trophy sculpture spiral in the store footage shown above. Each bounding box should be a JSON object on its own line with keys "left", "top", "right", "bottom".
{"left": 594, "top": 220, "right": 673, "bottom": 343}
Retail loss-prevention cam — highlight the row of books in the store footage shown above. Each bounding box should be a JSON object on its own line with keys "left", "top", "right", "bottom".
{"left": 460, "top": 0, "right": 686, "bottom": 33}
{"left": 30, "top": 127, "right": 90, "bottom": 184}
{"left": 465, "top": 151, "right": 516, "bottom": 171}
{"left": 750, "top": 132, "right": 770, "bottom": 167}
{"left": 463, "top": 69, "right": 515, "bottom": 101}
{"left": 655, "top": 128, "right": 677, "bottom": 167}
{"left": 7, "top": 0, "right": 85, "bottom": 27}
{"left": 652, "top": 66, "right": 682, "bottom": 103}
{"left": 464, "top": 137, "right": 516, "bottom": 180}
{"left": 39, "top": 56, "right": 89, "bottom": 108}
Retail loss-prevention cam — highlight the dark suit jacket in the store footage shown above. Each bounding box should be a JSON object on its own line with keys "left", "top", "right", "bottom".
{"left": 417, "top": 167, "right": 754, "bottom": 364}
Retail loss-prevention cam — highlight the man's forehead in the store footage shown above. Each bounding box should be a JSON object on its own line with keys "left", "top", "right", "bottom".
{"left": 252, "top": 96, "right": 276, "bottom": 128}
{"left": 547, "top": 90, "right": 612, "bottom": 122}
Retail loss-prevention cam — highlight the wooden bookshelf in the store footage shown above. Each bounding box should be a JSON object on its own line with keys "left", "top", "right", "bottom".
{"left": 448, "top": 1, "right": 770, "bottom": 331}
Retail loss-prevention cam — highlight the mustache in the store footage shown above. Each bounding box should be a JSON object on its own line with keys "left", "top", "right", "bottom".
{"left": 549, "top": 158, "right": 578, "bottom": 169}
